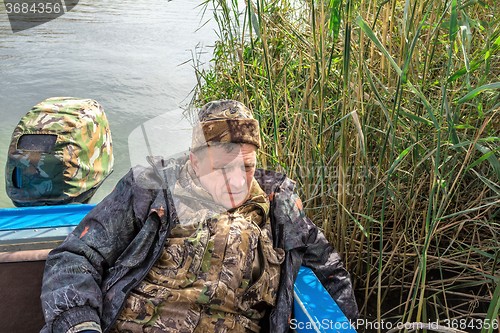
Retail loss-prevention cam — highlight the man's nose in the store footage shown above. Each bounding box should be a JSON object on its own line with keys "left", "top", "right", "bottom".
{"left": 225, "top": 168, "right": 246, "bottom": 190}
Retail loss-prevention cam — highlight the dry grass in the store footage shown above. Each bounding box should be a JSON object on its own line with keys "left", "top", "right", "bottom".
{"left": 193, "top": 0, "right": 499, "bottom": 330}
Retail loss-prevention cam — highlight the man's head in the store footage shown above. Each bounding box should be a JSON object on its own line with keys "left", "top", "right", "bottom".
{"left": 190, "top": 100, "right": 260, "bottom": 209}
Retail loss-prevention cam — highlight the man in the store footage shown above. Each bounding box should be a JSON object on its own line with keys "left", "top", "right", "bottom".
{"left": 40, "top": 100, "right": 358, "bottom": 333}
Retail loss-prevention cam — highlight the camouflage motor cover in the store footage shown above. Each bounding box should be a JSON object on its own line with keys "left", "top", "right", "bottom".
{"left": 5, "top": 97, "right": 114, "bottom": 207}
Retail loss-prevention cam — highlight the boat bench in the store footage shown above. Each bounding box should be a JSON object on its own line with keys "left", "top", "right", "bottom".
{"left": 0, "top": 204, "right": 356, "bottom": 333}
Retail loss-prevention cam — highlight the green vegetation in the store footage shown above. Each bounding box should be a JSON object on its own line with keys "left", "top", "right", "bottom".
{"left": 193, "top": 0, "right": 499, "bottom": 330}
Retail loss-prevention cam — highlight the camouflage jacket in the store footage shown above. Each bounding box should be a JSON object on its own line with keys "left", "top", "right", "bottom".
{"left": 40, "top": 157, "right": 358, "bottom": 333}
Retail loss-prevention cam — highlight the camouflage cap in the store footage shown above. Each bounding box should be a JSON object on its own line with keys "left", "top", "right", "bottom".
{"left": 191, "top": 100, "right": 261, "bottom": 151}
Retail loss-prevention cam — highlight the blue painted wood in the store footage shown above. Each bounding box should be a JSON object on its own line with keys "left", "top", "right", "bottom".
{"left": 293, "top": 266, "right": 357, "bottom": 332}
{"left": 0, "top": 204, "right": 95, "bottom": 230}
{"left": 0, "top": 204, "right": 95, "bottom": 242}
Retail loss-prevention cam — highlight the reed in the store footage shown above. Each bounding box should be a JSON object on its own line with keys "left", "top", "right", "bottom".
{"left": 193, "top": 0, "right": 499, "bottom": 330}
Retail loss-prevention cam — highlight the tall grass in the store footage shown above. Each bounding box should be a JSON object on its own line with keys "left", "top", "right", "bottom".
{"left": 193, "top": 0, "right": 499, "bottom": 330}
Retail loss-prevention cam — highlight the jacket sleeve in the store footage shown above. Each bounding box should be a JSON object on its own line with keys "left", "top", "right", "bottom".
{"left": 277, "top": 182, "right": 359, "bottom": 321}
{"left": 40, "top": 169, "right": 153, "bottom": 333}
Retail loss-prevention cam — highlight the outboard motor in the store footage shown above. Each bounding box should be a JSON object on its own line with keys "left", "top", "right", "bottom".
{"left": 5, "top": 97, "right": 114, "bottom": 207}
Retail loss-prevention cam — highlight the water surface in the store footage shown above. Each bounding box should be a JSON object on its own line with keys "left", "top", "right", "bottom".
{"left": 0, "top": 0, "right": 217, "bottom": 207}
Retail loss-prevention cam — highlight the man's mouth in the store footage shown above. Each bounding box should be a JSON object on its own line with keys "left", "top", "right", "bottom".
{"left": 227, "top": 192, "right": 244, "bottom": 197}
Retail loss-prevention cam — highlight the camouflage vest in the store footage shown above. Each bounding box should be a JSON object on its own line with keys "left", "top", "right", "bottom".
{"left": 112, "top": 163, "right": 284, "bottom": 333}
{"left": 5, "top": 97, "right": 114, "bottom": 206}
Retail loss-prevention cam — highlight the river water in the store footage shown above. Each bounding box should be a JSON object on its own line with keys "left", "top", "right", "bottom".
{"left": 0, "top": 0, "right": 218, "bottom": 207}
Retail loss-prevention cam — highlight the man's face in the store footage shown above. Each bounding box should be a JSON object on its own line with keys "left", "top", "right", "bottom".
{"left": 190, "top": 143, "right": 257, "bottom": 209}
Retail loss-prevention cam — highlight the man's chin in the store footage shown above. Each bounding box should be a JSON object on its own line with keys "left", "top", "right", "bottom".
{"left": 221, "top": 194, "right": 247, "bottom": 209}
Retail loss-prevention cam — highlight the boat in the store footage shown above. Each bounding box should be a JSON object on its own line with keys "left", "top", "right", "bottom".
{"left": 0, "top": 204, "right": 356, "bottom": 333}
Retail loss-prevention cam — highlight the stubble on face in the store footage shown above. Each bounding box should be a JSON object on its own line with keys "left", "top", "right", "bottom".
{"left": 191, "top": 143, "right": 257, "bottom": 209}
